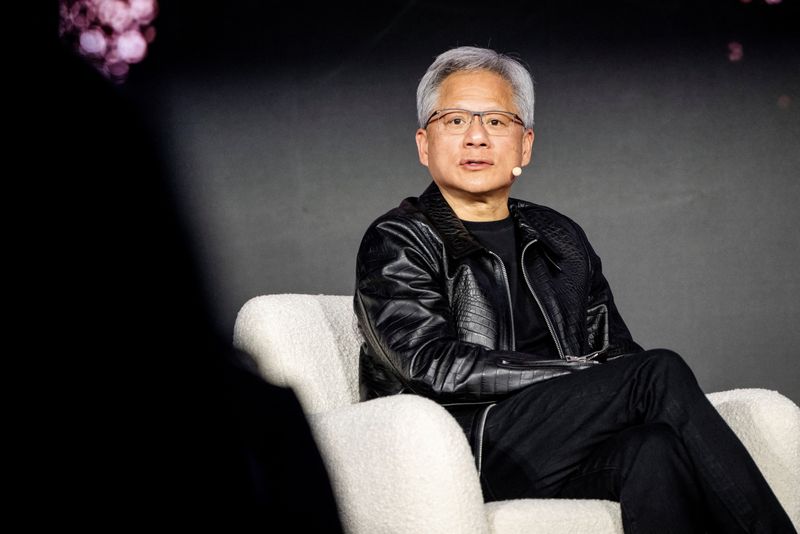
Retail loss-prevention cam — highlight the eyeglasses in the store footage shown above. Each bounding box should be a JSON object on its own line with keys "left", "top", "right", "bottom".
{"left": 425, "top": 108, "right": 525, "bottom": 136}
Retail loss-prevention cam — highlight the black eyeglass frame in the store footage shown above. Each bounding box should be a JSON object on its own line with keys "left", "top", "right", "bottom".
{"left": 424, "top": 108, "right": 526, "bottom": 129}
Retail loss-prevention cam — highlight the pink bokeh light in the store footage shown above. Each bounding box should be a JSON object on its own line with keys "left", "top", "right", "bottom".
{"left": 59, "top": 0, "right": 158, "bottom": 82}
{"left": 117, "top": 29, "right": 147, "bottom": 63}
{"left": 728, "top": 41, "right": 744, "bottom": 62}
{"left": 98, "top": 0, "right": 133, "bottom": 33}
{"left": 79, "top": 28, "right": 107, "bottom": 56}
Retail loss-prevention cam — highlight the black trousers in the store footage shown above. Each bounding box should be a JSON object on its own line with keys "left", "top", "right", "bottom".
{"left": 479, "top": 349, "right": 796, "bottom": 534}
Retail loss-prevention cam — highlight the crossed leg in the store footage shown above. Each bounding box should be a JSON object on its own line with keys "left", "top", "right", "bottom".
{"left": 479, "top": 349, "right": 796, "bottom": 534}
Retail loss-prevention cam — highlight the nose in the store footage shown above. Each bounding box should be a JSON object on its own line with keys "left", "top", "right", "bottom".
{"left": 463, "top": 114, "right": 491, "bottom": 147}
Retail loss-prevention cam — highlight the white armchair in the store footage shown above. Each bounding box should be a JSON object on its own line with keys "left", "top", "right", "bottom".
{"left": 233, "top": 294, "right": 800, "bottom": 534}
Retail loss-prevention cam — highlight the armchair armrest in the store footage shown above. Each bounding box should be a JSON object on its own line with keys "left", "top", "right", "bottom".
{"left": 707, "top": 388, "right": 800, "bottom": 527}
{"left": 308, "top": 394, "right": 490, "bottom": 534}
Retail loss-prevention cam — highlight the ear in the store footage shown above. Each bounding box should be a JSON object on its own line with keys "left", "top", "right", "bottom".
{"left": 415, "top": 128, "right": 430, "bottom": 167}
{"left": 521, "top": 129, "right": 535, "bottom": 166}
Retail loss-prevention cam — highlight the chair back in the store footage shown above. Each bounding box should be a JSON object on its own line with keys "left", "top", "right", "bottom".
{"left": 234, "top": 294, "right": 362, "bottom": 414}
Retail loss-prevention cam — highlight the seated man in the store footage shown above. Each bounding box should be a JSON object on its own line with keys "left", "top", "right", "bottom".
{"left": 354, "top": 46, "right": 795, "bottom": 533}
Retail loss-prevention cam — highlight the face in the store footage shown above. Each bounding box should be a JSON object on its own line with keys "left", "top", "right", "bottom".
{"left": 416, "top": 70, "right": 534, "bottom": 203}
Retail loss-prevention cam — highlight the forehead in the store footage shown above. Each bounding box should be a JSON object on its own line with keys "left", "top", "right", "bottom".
{"left": 437, "top": 70, "right": 516, "bottom": 112}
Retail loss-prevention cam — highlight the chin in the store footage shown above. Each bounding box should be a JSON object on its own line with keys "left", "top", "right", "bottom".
{"left": 433, "top": 171, "right": 513, "bottom": 197}
{"left": 460, "top": 176, "right": 512, "bottom": 195}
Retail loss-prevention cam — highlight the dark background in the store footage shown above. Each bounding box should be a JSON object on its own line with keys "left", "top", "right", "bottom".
{"left": 117, "top": 0, "right": 798, "bottom": 402}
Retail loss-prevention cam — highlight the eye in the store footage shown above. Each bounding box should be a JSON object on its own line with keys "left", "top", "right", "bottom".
{"left": 484, "top": 114, "right": 510, "bottom": 127}
{"left": 443, "top": 112, "right": 470, "bottom": 126}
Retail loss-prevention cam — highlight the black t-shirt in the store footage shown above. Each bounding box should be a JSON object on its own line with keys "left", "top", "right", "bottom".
{"left": 461, "top": 217, "right": 558, "bottom": 359}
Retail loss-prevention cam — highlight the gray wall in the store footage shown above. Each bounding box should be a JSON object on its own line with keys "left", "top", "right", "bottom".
{"left": 134, "top": 1, "right": 799, "bottom": 403}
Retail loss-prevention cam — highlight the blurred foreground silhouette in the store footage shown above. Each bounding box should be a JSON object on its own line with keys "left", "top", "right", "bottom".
{"left": 37, "top": 34, "right": 342, "bottom": 530}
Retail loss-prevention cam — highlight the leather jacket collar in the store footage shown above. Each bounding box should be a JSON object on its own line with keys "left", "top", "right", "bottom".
{"left": 417, "top": 182, "right": 562, "bottom": 267}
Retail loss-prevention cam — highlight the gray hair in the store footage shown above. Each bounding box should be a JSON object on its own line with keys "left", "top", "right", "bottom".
{"left": 416, "top": 46, "right": 535, "bottom": 129}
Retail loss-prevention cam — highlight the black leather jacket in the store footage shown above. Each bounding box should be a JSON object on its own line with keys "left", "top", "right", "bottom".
{"left": 354, "top": 183, "right": 642, "bottom": 440}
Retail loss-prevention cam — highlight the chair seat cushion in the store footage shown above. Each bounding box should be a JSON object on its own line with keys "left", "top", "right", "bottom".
{"left": 485, "top": 498, "right": 623, "bottom": 534}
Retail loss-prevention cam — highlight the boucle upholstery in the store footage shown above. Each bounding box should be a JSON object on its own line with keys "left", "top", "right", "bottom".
{"left": 233, "top": 293, "right": 800, "bottom": 533}
{"left": 234, "top": 294, "right": 361, "bottom": 413}
{"left": 707, "top": 389, "right": 800, "bottom": 527}
{"left": 485, "top": 499, "right": 623, "bottom": 534}
{"left": 309, "top": 395, "right": 489, "bottom": 534}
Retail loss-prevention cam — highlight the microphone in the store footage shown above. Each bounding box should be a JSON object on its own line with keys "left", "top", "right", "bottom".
{"left": 512, "top": 166, "right": 522, "bottom": 177}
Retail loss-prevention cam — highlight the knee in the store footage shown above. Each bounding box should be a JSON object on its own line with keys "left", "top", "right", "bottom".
{"left": 644, "top": 348, "right": 683, "bottom": 364}
{"left": 641, "top": 349, "right": 696, "bottom": 384}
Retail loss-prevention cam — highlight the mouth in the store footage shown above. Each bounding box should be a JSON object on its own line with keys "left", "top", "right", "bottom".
{"left": 460, "top": 158, "right": 493, "bottom": 169}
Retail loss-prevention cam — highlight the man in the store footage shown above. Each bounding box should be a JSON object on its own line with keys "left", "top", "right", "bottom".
{"left": 354, "top": 46, "right": 795, "bottom": 533}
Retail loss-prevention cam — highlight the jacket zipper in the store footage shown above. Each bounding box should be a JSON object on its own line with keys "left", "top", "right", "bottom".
{"left": 486, "top": 250, "right": 515, "bottom": 351}
{"left": 521, "top": 240, "right": 566, "bottom": 360}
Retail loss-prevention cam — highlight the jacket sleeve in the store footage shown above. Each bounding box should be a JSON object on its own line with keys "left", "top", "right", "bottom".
{"left": 355, "top": 218, "right": 580, "bottom": 403}
{"left": 575, "top": 222, "right": 644, "bottom": 359}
